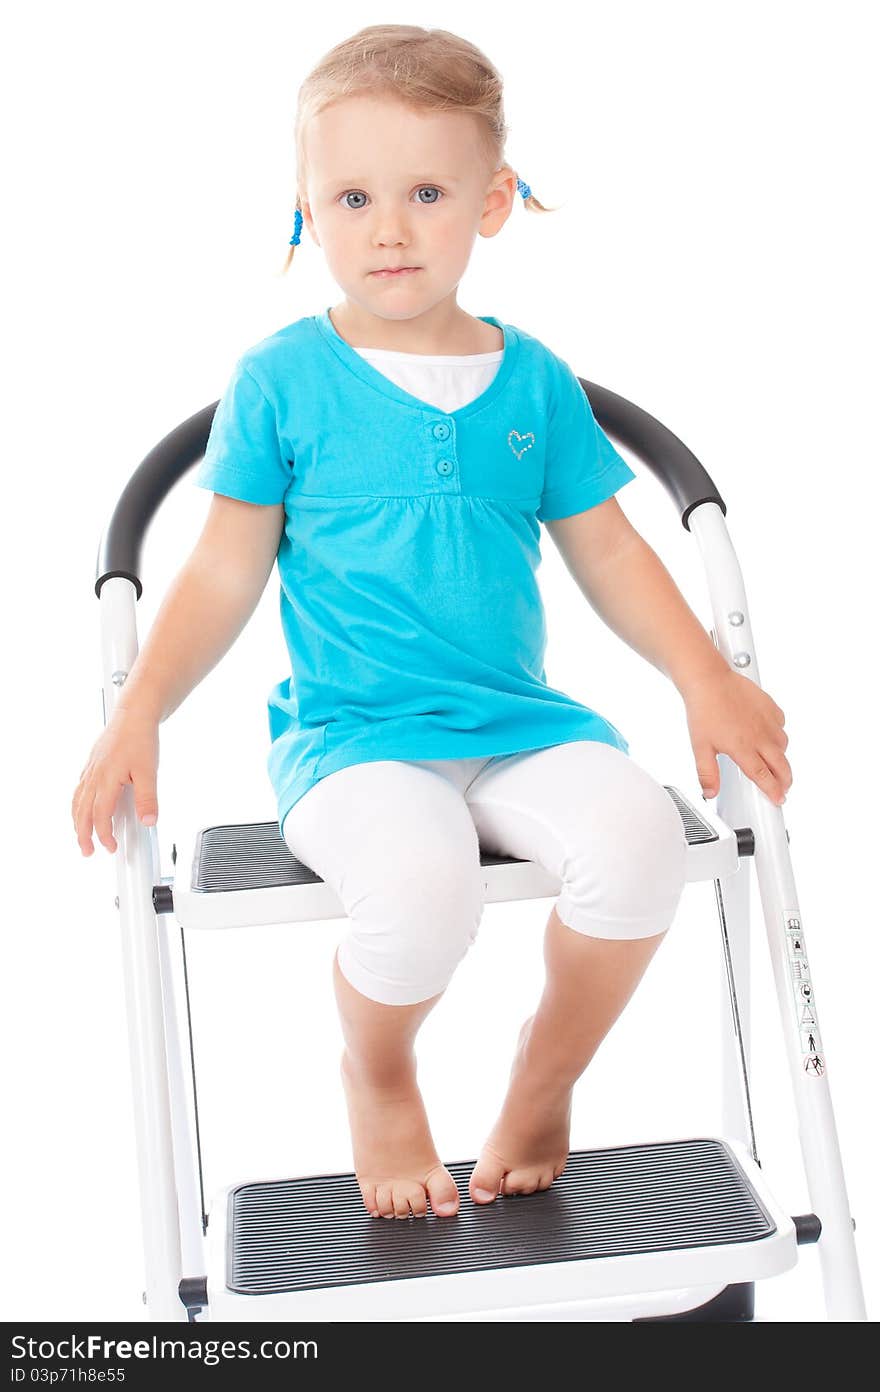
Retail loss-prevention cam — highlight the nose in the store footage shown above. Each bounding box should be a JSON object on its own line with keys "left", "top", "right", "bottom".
{"left": 369, "top": 207, "right": 412, "bottom": 248}
{"left": 374, "top": 229, "right": 409, "bottom": 250}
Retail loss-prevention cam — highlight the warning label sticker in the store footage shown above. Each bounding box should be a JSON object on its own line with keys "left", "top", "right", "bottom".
{"left": 783, "top": 908, "right": 825, "bottom": 1080}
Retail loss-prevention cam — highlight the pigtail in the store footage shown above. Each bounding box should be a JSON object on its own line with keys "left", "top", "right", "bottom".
{"left": 280, "top": 197, "right": 304, "bottom": 275}
{"left": 516, "top": 177, "right": 562, "bottom": 215}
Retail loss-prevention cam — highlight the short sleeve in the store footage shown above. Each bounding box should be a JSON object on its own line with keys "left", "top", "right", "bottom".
{"left": 537, "top": 359, "right": 636, "bottom": 521}
{"left": 193, "top": 358, "right": 292, "bottom": 505}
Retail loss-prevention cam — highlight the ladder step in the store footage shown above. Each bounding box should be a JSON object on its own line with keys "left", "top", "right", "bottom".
{"left": 205, "top": 1138, "right": 798, "bottom": 1320}
{"left": 173, "top": 788, "right": 739, "bottom": 930}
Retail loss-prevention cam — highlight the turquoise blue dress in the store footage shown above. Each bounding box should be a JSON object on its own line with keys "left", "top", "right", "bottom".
{"left": 194, "top": 308, "right": 637, "bottom": 834}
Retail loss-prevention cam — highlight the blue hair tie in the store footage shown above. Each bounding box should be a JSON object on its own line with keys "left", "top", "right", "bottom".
{"left": 516, "top": 177, "right": 532, "bottom": 200}
{"left": 289, "top": 206, "right": 303, "bottom": 247}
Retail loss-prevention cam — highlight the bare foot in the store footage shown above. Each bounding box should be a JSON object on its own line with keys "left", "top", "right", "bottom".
{"left": 468, "top": 1017, "right": 572, "bottom": 1204}
{"left": 340, "top": 1050, "right": 460, "bottom": 1220}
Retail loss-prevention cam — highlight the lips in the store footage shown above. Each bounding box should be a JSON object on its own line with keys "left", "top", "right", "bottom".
{"left": 370, "top": 267, "right": 421, "bottom": 277}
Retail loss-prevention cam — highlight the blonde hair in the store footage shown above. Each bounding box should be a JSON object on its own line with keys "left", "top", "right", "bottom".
{"left": 281, "top": 23, "right": 557, "bottom": 273}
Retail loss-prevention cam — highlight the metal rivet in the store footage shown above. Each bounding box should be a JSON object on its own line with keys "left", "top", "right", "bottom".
{"left": 733, "top": 652, "right": 751, "bottom": 668}
{"left": 728, "top": 611, "right": 744, "bottom": 626}
{"left": 114, "top": 896, "right": 119, "bottom": 909}
{"left": 111, "top": 670, "right": 128, "bottom": 687}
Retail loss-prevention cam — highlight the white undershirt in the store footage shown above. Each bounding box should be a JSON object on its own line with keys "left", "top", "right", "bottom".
{"left": 352, "top": 345, "right": 503, "bottom": 414}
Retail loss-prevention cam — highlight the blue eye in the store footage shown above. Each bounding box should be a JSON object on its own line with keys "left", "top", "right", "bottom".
{"left": 338, "top": 186, "right": 444, "bottom": 209}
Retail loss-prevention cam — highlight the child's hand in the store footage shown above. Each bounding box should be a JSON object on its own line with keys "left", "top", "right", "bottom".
{"left": 682, "top": 668, "right": 791, "bottom": 806}
{"left": 72, "top": 708, "right": 160, "bottom": 856}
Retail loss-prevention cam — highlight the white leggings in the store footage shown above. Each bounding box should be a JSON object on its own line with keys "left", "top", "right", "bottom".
{"left": 281, "top": 740, "right": 688, "bottom": 1007}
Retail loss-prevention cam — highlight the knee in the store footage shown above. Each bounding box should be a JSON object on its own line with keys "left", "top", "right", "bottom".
{"left": 560, "top": 776, "right": 687, "bottom": 939}
{"left": 339, "top": 849, "right": 485, "bottom": 1005}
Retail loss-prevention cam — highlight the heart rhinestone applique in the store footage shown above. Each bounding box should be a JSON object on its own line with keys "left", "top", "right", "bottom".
{"left": 508, "top": 429, "right": 536, "bottom": 461}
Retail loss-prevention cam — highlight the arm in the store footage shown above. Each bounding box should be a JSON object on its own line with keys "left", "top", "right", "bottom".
{"left": 545, "top": 499, "right": 792, "bottom": 805}
{"left": 546, "top": 498, "right": 727, "bottom": 694}
{"left": 117, "top": 493, "right": 285, "bottom": 723}
{"left": 74, "top": 493, "right": 285, "bottom": 855}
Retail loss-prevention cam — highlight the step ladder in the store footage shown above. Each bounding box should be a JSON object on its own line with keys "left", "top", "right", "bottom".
{"left": 94, "top": 381, "right": 867, "bottom": 1321}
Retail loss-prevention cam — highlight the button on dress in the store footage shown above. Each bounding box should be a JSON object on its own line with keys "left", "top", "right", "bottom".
{"left": 194, "top": 308, "right": 638, "bottom": 835}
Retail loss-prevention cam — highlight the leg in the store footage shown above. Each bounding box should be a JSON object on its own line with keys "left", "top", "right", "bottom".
{"left": 469, "top": 907, "right": 667, "bottom": 1199}
{"left": 283, "top": 757, "right": 486, "bottom": 1220}
{"left": 333, "top": 951, "right": 459, "bottom": 1219}
{"left": 518, "top": 906, "right": 668, "bottom": 1091}
{"left": 464, "top": 740, "right": 688, "bottom": 1201}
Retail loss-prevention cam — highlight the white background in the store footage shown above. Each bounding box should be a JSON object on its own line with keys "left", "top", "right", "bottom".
{"left": 3, "top": 0, "right": 877, "bottom": 1324}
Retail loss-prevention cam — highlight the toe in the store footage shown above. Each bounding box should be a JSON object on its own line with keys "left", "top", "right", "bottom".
{"left": 359, "top": 1181, "right": 380, "bottom": 1218}
{"left": 392, "top": 1186, "right": 413, "bottom": 1219}
{"left": 408, "top": 1185, "right": 428, "bottom": 1219}
{"left": 425, "top": 1163, "right": 459, "bottom": 1217}
{"left": 375, "top": 1182, "right": 394, "bottom": 1218}
{"left": 469, "top": 1147, "right": 507, "bottom": 1204}
{"left": 503, "top": 1169, "right": 538, "bottom": 1195}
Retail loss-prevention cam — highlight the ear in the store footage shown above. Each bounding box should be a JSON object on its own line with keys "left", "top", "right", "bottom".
{"left": 480, "top": 173, "right": 516, "bottom": 239}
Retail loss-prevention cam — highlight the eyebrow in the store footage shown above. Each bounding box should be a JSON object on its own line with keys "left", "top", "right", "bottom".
{"left": 324, "top": 174, "right": 462, "bottom": 189}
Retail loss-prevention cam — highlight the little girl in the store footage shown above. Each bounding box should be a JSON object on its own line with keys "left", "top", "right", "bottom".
{"left": 72, "top": 24, "right": 791, "bottom": 1223}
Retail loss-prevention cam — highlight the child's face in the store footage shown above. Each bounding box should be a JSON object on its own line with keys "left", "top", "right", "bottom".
{"left": 301, "top": 94, "right": 516, "bottom": 323}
